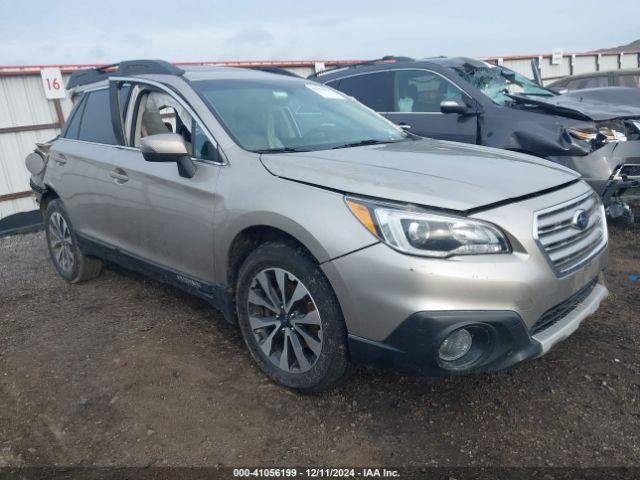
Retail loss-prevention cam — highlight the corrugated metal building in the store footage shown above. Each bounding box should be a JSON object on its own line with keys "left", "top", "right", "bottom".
{"left": 1, "top": 51, "right": 639, "bottom": 224}
{"left": 0, "top": 73, "right": 73, "bottom": 219}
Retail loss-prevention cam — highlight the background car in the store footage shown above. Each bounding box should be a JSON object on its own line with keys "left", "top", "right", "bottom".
{"left": 548, "top": 68, "right": 640, "bottom": 92}
{"left": 310, "top": 57, "right": 640, "bottom": 223}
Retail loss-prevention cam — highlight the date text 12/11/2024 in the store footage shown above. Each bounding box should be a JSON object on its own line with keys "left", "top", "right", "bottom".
{"left": 233, "top": 468, "right": 401, "bottom": 478}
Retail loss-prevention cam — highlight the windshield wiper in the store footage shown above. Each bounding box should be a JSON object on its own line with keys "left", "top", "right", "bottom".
{"left": 330, "top": 139, "right": 397, "bottom": 150}
{"left": 516, "top": 92, "right": 555, "bottom": 97}
{"left": 254, "top": 147, "right": 311, "bottom": 154}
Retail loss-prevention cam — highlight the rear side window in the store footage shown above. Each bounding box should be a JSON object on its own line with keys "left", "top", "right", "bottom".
{"left": 77, "top": 89, "right": 119, "bottom": 145}
{"left": 61, "top": 95, "right": 87, "bottom": 140}
{"left": 618, "top": 74, "right": 640, "bottom": 88}
{"left": 583, "top": 76, "right": 609, "bottom": 88}
{"left": 337, "top": 72, "right": 394, "bottom": 112}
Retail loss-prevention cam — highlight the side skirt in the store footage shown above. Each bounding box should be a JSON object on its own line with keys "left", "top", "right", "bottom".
{"left": 75, "top": 234, "right": 235, "bottom": 323}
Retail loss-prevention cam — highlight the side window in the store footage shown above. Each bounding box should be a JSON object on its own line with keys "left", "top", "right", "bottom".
{"left": 77, "top": 89, "right": 119, "bottom": 145}
{"left": 133, "top": 90, "right": 217, "bottom": 161}
{"left": 582, "top": 76, "right": 609, "bottom": 89}
{"left": 61, "top": 95, "right": 87, "bottom": 140}
{"left": 551, "top": 80, "right": 567, "bottom": 90}
{"left": 337, "top": 72, "right": 394, "bottom": 112}
{"left": 618, "top": 74, "right": 640, "bottom": 88}
{"left": 391, "top": 70, "right": 464, "bottom": 113}
{"left": 566, "top": 79, "right": 584, "bottom": 90}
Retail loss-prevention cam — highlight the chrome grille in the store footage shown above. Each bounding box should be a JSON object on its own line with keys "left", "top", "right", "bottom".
{"left": 534, "top": 191, "right": 607, "bottom": 276}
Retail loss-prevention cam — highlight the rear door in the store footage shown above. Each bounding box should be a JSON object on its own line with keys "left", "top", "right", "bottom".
{"left": 48, "top": 87, "right": 125, "bottom": 247}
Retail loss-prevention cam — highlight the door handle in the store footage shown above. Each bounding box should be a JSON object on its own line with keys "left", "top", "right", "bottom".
{"left": 52, "top": 153, "right": 67, "bottom": 165}
{"left": 109, "top": 168, "right": 129, "bottom": 184}
{"left": 399, "top": 123, "right": 412, "bottom": 130}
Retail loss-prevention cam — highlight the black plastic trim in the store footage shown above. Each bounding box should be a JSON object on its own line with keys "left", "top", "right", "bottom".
{"left": 67, "top": 60, "right": 184, "bottom": 89}
{"left": 348, "top": 310, "right": 541, "bottom": 376}
{"left": 75, "top": 234, "right": 234, "bottom": 323}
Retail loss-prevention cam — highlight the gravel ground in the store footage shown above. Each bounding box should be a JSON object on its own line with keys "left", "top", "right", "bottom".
{"left": 0, "top": 225, "right": 638, "bottom": 468}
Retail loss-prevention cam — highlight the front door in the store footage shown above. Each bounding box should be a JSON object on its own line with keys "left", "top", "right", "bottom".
{"left": 103, "top": 82, "right": 223, "bottom": 283}
{"left": 384, "top": 69, "right": 478, "bottom": 144}
{"left": 335, "top": 69, "right": 478, "bottom": 144}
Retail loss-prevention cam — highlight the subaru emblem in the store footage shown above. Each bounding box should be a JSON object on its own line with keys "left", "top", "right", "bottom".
{"left": 572, "top": 209, "right": 589, "bottom": 230}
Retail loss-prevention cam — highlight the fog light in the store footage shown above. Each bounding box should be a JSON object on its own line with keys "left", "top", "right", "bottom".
{"left": 438, "top": 328, "right": 472, "bottom": 362}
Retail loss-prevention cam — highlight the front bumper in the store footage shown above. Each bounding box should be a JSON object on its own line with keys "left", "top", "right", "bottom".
{"left": 547, "top": 140, "right": 640, "bottom": 198}
{"left": 321, "top": 181, "right": 609, "bottom": 375}
{"left": 347, "top": 276, "right": 607, "bottom": 375}
{"left": 532, "top": 282, "right": 608, "bottom": 356}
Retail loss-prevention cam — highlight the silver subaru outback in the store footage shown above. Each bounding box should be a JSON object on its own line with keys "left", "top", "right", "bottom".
{"left": 26, "top": 60, "right": 609, "bottom": 392}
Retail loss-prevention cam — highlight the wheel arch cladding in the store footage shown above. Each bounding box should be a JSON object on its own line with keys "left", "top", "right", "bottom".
{"left": 226, "top": 225, "right": 320, "bottom": 293}
{"left": 40, "top": 184, "right": 60, "bottom": 210}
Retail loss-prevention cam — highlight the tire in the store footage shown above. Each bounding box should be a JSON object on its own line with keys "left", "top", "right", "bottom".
{"left": 236, "top": 241, "right": 349, "bottom": 393}
{"left": 44, "top": 199, "right": 103, "bottom": 283}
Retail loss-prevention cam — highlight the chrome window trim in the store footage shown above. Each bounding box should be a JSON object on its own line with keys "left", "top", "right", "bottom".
{"left": 110, "top": 75, "right": 227, "bottom": 166}
{"left": 532, "top": 190, "right": 608, "bottom": 277}
{"left": 331, "top": 67, "right": 472, "bottom": 114}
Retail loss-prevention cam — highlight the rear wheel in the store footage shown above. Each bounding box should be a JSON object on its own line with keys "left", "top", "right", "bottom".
{"left": 236, "top": 242, "right": 348, "bottom": 393}
{"left": 44, "top": 199, "right": 102, "bottom": 283}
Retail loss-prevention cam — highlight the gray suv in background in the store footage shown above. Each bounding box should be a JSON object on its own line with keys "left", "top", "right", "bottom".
{"left": 27, "top": 60, "right": 609, "bottom": 392}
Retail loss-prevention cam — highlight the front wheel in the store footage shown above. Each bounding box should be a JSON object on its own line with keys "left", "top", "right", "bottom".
{"left": 236, "top": 242, "right": 349, "bottom": 393}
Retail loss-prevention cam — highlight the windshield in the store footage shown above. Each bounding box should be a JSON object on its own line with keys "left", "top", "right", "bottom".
{"left": 192, "top": 78, "right": 409, "bottom": 152}
{"left": 453, "top": 63, "right": 555, "bottom": 105}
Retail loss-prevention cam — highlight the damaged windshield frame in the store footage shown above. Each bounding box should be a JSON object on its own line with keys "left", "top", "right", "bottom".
{"left": 453, "top": 64, "right": 556, "bottom": 106}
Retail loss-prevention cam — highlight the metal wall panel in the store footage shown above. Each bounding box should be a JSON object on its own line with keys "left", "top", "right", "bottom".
{"left": 501, "top": 59, "right": 534, "bottom": 77}
{"left": 621, "top": 53, "right": 639, "bottom": 69}
{"left": 539, "top": 56, "right": 572, "bottom": 80}
{"left": 572, "top": 55, "right": 598, "bottom": 75}
{"left": 599, "top": 55, "right": 619, "bottom": 71}
{"left": 0, "top": 195, "right": 38, "bottom": 220}
{"left": 0, "top": 74, "right": 72, "bottom": 221}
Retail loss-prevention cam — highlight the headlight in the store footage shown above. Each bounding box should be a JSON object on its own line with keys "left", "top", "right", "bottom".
{"left": 568, "top": 127, "right": 598, "bottom": 142}
{"left": 598, "top": 126, "right": 627, "bottom": 142}
{"left": 345, "top": 197, "right": 511, "bottom": 257}
{"left": 568, "top": 125, "right": 627, "bottom": 147}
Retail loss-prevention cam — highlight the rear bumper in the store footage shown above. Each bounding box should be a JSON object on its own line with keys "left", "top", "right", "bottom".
{"left": 348, "top": 277, "right": 608, "bottom": 376}
{"left": 29, "top": 178, "right": 45, "bottom": 205}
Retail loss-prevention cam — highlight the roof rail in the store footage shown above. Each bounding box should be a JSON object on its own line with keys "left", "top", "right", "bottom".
{"left": 67, "top": 60, "right": 184, "bottom": 89}
{"left": 309, "top": 55, "right": 414, "bottom": 78}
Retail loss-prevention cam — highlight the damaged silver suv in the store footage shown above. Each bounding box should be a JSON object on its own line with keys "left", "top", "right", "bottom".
{"left": 27, "top": 60, "right": 609, "bottom": 392}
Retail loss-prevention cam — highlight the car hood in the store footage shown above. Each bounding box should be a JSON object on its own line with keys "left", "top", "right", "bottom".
{"left": 260, "top": 139, "right": 579, "bottom": 212}
{"left": 510, "top": 87, "right": 640, "bottom": 121}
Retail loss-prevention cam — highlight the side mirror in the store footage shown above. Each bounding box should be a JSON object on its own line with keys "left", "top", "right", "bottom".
{"left": 440, "top": 100, "right": 469, "bottom": 115}
{"left": 140, "top": 133, "right": 196, "bottom": 178}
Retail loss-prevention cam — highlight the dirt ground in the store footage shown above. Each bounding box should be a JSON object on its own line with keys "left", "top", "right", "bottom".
{"left": 0, "top": 225, "right": 638, "bottom": 468}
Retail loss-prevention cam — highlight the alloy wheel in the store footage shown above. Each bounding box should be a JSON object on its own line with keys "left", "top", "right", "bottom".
{"left": 247, "top": 268, "right": 323, "bottom": 373}
{"left": 49, "top": 212, "right": 75, "bottom": 273}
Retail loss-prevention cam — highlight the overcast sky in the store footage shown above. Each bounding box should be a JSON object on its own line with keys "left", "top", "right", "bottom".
{"left": 0, "top": 0, "right": 638, "bottom": 65}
